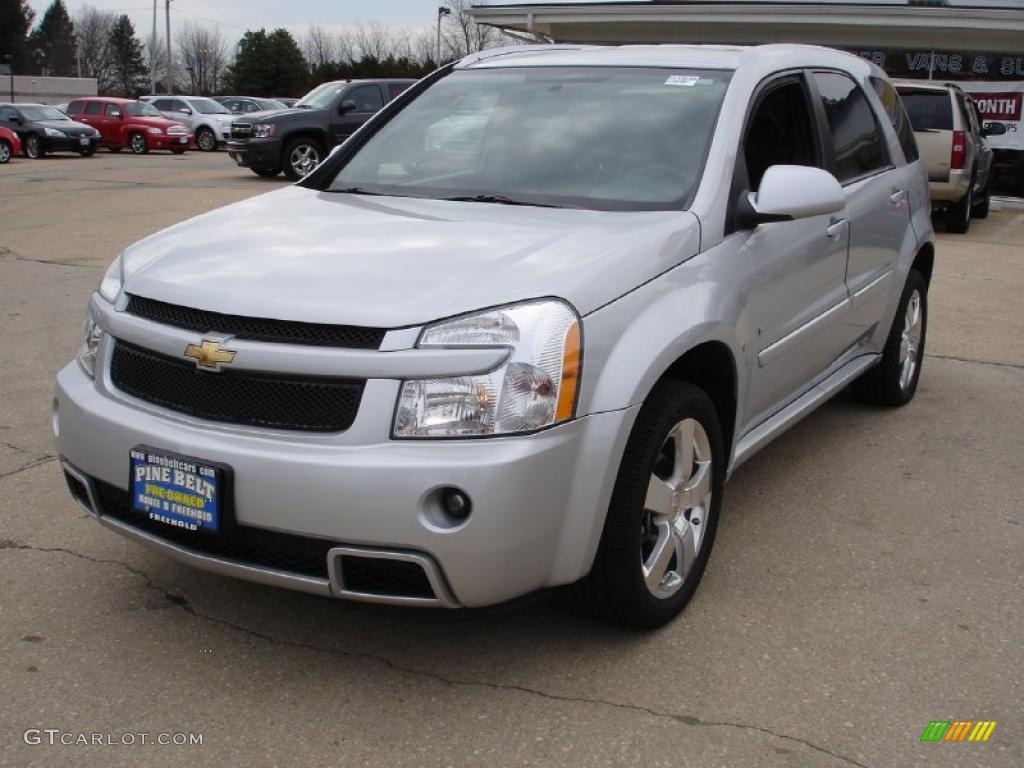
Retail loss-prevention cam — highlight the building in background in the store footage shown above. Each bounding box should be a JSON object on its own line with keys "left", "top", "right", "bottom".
{"left": 471, "top": 0, "right": 1024, "bottom": 195}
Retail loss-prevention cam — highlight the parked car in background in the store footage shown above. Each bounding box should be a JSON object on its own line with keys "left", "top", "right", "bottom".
{"left": 66, "top": 98, "right": 192, "bottom": 155}
{"left": 274, "top": 97, "right": 299, "bottom": 108}
{"left": 226, "top": 79, "right": 415, "bottom": 179}
{"left": 0, "top": 124, "right": 21, "bottom": 163}
{"left": 140, "top": 95, "right": 233, "bottom": 152}
{"left": 896, "top": 81, "right": 1005, "bottom": 233}
{"left": 0, "top": 103, "right": 101, "bottom": 158}
{"left": 215, "top": 96, "right": 288, "bottom": 115}
{"left": 57, "top": 45, "right": 934, "bottom": 629}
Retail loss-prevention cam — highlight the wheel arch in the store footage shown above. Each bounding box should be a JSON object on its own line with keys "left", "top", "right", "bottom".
{"left": 282, "top": 128, "right": 328, "bottom": 150}
{"left": 912, "top": 241, "right": 935, "bottom": 288}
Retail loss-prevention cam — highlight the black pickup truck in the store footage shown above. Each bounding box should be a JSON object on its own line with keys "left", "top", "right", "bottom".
{"left": 227, "top": 78, "right": 415, "bottom": 180}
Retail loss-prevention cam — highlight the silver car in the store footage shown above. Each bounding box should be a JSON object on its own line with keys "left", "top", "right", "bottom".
{"left": 140, "top": 95, "right": 233, "bottom": 151}
{"left": 55, "top": 45, "right": 933, "bottom": 628}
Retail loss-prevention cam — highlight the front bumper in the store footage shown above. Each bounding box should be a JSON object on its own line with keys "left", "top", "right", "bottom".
{"left": 227, "top": 137, "right": 282, "bottom": 170}
{"left": 55, "top": 360, "right": 635, "bottom": 607}
{"left": 43, "top": 135, "right": 100, "bottom": 152}
{"left": 928, "top": 168, "right": 971, "bottom": 203}
{"left": 151, "top": 133, "right": 192, "bottom": 151}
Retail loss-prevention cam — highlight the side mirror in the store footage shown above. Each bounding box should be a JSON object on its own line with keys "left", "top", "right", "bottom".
{"left": 739, "top": 165, "right": 845, "bottom": 228}
{"left": 179, "top": 107, "right": 192, "bottom": 115}
{"left": 982, "top": 122, "right": 1006, "bottom": 137}
{"left": 338, "top": 100, "right": 358, "bottom": 114}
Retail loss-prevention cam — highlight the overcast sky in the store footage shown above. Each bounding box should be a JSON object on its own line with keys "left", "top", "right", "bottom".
{"left": 26, "top": 0, "right": 1024, "bottom": 48}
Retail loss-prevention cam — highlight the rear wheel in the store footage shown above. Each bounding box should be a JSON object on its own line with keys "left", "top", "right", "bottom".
{"left": 946, "top": 183, "right": 972, "bottom": 234}
{"left": 582, "top": 380, "right": 724, "bottom": 629}
{"left": 282, "top": 137, "right": 323, "bottom": 180}
{"left": 853, "top": 270, "right": 927, "bottom": 407}
{"left": 0, "top": 140, "right": 10, "bottom": 164}
{"left": 128, "top": 132, "right": 148, "bottom": 155}
{"left": 195, "top": 126, "right": 217, "bottom": 152}
{"left": 24, "top": 134, "right": 44, "bottom": 159}
{"left": 973, "top": 182, "right": 991, "bottom": 219}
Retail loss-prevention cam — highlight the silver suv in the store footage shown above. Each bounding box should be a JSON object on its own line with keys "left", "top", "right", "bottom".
{"left": 140, "top": 95, "right": 233, "bottom": 151}
{"left": 55, "top": 45, "right": 934, "bottom": 628}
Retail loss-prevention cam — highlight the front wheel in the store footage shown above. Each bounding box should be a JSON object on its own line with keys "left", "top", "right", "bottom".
{"left": 582, "top": 380, "right": 724, "bottom": 629}
{"left": 282, "top": 137, "right": 323, "bottom": 180}
{"left": 0, "top": 140, "right": 10, "bottom": 164}
{"left": 853, "top": 270, "right": 927, "bottom": 407}
{"left": 24, "top": 135, "right": 44, "bottom": 159}
{"left": 128, "top": 132, "right": 148, "bottom": 155}
{"left": 195, "top": 127, "right": 217, "bottom": 152}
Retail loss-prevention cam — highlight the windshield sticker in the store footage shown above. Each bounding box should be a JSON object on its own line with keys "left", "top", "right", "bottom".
{"left": 665, "top": 75, "right": 700, "bottom": 87}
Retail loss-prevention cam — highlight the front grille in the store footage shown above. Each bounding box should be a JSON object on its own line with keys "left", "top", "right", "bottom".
{"left": 339, "top": 555, "right": 435, "bottom": 599}
{"left": 93, "top": 480, "right": 334, "bottom": 579}
{"left": 230, "top": 122, "right": 252, "bottom": 139}
{"left": 126, "top": 294, "right": 386, "bottom": 349}
{"left": 110, "top": 340, "right": 364, "bottom": 432}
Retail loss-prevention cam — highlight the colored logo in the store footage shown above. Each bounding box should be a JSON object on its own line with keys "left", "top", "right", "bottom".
{"left": 920, "top": 721, "right": 997, "bottom": 742}
{"left": 184, "top": 340, "right": 236, "bottom": 370}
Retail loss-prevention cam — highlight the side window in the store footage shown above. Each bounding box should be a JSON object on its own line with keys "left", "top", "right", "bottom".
{"left": 170, "top": 99, "right": 188, "bottom": 112}
{"left": 244, "top": 101, "right": 260, "bottom": 112}
{"left": 743, "top": 78, "right": 820, "bottom": 191}
{"left": 152, "top": 99, "right": 171, "bottom": 111}
{"left": 346, "top": 85, "right": 384, "bottom": 113}
{"left": 84, "top": 101, "right": 103, "bottom": 116}
{"left": 67, "top": 100, "right": 83, "bottom": 115}
{"left": 104, "top": 103, "right": 121, "bottom": 117}
{"left": 387, "top": 82, "right": 410, "bottom": 101}
{"left": 0, "top": 106, "right": 18, "bottom": 121}
{"left": 964, "top": 97, "right": 981, "bottom": 135}
{"left": 812, "top": 72, "right": 890, "bottom": 183}
{"left": 870, "top": 77, "right": 919, "bottom": 163}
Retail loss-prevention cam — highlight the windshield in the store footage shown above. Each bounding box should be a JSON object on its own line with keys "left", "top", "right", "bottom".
{"left": 125, "top": 102, "right": 162, "bottom": 117}
{"left": 259, "top": 98, "right": 287, "bottom": 111}
{"left": 327, "top": 68, "right": 730, "bottom": 210}
{"left": 295, "top": 83, "right": 346, "bottom": 109}
{"left": 191, "top": 98, "right": 230, "bottom": 114}
{"left": 21, "top": 106, "right": 68, "bottom": 121}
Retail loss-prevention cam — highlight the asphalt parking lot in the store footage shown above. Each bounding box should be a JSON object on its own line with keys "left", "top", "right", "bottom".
{"left": 1, "top": 151, "right": 1021, "bottom": 768}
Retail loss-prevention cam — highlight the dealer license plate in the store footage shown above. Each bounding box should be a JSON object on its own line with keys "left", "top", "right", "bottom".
{"left": 79, "top": 137, "right": 89, "bottom": 146}
{"left": 129, "top": 447, "right": 223, "bottom": 533}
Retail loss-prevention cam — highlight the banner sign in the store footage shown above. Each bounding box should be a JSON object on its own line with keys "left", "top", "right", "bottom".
{"left": 956, "top": 81, "right": 1024, "bottom": 152}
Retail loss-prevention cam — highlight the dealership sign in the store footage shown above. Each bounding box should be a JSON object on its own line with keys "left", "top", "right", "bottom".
{"left": 957, "top": 82, "right": 1024, "bottom": 152}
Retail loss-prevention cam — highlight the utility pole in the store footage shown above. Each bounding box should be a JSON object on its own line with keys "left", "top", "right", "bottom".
{"left": 436, "top": 6, "right": 451, "bottom": 66}
{"left": 151, "top": 0, "right": 157, "bottom": 93}
{"left": 165, "top": 0, "right": 173, "bottom": 95}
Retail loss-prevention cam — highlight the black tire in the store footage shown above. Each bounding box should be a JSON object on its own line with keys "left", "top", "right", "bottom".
{"left": 128, "top": 132, "right": 148, "bottom": 155}
{"left": 973, "top": 182, "right": 990, "bottom": 219}
{"left": 581, "top": 380, "right": 725, "bottom": 629}
{"left": 853, "top": 270, "right": 928, "bottom": 407}
{"left": 195, "top": 126, "right": 217, "bottom": 152}
{"left": 24, "top": 134, "right": 44, "bottom": 159}
{"left": 946, "top": 184, "right": 972, "bottom": 234}
{"left": 282, "top": 137, "right": 324, "bottom": 180}
{"left": 0, "top": 139, "right": 11, "bottom": 164}
{"left": 252, "top": 168, "right": 281, "bottom": 178}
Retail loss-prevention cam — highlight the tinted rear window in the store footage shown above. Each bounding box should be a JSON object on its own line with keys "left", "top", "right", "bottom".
{"left": 899, "top": 90, "right": 953, "bottom": 131}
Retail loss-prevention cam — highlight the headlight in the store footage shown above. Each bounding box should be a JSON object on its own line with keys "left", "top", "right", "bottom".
{"left": 393, "top": 299, "right": 581, "bottom": 438}
{"left": 147, "top": 127, "right": 164, "bottom": 135}
{"left": 78, "top": 306, "right": 104, "bottom": 379}
{"left": 44, "top": 127, "right": 66, "bottom": 137}
{"left": 253, "top": 123, "right": 276, "bottom": 138}
{"left": 98, "top": 255, "right": 123, "bottom": 302}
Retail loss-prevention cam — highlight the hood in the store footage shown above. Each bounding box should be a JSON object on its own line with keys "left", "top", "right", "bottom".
{"left": 131, "top": 115, "right": 181, "bottom": 130}
{"left": 123, "top": 186, "right": 701, "bottom": 329}
{"left": 37, "top": 119, "right": 94, "bottom": 135}
{"left": 249, "top": 107, "right": 319, "bottom": 124}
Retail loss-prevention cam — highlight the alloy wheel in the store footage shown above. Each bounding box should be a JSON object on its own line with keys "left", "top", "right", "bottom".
{"left": 289, "top": 143, "right": 320, "bottom": 177}
{"left": 0, "top": 142, "right": 9, "bottom": 163}
{"left": 640, "top": 418, "right": 713, "bottom": 599}
{"left": 130, "top": 134, "right": 147, "bottom": 154}
{"left": 899, "top": 289, "right": 923, "bottom": 391}
{"left": 26, "top": 136, "right": 41, "bottom": 158}
{"left": 197, "top": 129, "right": 216, "bottom": 151}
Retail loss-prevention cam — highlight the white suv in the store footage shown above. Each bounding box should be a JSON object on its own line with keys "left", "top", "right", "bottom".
{"left": 140, "top": 95, "right": 233, "bottom": 152}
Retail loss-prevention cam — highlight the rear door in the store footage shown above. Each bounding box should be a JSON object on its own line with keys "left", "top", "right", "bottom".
{"left": 809, "top": 71, "right": 910, "bottom": 345}
{"left": 82, "top": 101, "right": 109, "bottom": 142}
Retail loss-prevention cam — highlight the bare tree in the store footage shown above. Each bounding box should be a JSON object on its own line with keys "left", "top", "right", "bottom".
{"left": 176, "top": 20, "right": 228, "bottom": 95}
{"left": 302, "top": 24, "right": 336, "bottom": 70}
{"left": 351, "top": 22, "right": 392, "bottom": 61}
{"left": 75, "top": 5, "right": 116, "bottom": 93}
{"left": 442, "top": 0, "right": 501, "bottom": 60}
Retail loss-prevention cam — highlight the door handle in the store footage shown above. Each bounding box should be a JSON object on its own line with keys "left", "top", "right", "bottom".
{"left": 826, "top": 217, "right": 848, "bottom": 241}
{"left": 890, "top": 189, "right": 908, "bottom": 205}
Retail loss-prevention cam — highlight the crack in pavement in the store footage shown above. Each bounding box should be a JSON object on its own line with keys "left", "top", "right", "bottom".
{"left": 0, "top": 455, "right": 57, "bottom": 480}
{"left": 926, "top": 353, "right": 1024, "bottom": 371}
{"left": 1, "top": 539, "right": 870, "bottom": 768}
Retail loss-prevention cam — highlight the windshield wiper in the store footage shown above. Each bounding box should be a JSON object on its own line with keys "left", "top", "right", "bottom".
{"left": 332, "top": 187, "right": 388, "bottom": 196}
{"left": 443, "top": 194, "right": 563, "bottom": 208}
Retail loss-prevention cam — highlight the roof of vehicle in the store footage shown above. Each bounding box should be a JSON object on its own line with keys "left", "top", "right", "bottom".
{"left": 319, "top": 78, "right": 418, "bottom": 85}
{"left": 72, "top": 96, "right": 139, "bottom": 104}
{"left": 456, "top": 43, "right": 880, "bottom": 78}
{"left": 893, "top": 80, "right": 965, "bottom": 95}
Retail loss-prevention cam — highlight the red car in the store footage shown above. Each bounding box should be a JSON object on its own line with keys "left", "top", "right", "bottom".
{"left": 65, "top": 97, "right": 192, "bottom": 154}
{"left": 0, "top": 125, "right": 20, "bottom": 163}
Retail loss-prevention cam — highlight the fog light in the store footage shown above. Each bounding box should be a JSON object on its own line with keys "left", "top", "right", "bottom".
{"left": 441, "top": 487, "right": 472, "bottom": 520}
